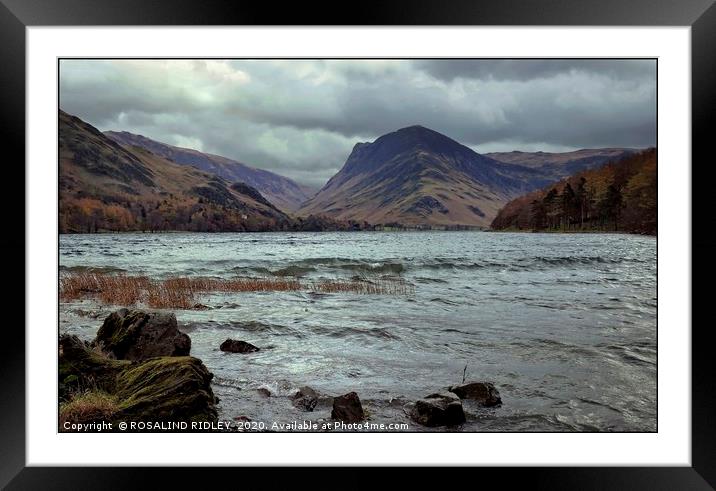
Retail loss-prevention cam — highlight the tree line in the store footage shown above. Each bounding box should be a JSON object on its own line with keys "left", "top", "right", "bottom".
{"left": 491, "top": 148, "right": 656, "bottom": 234}
{"left": 529, "top": 177, "right": 625, "bottom": 231}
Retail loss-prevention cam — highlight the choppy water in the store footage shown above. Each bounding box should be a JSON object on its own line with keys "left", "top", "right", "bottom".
{"left": 59, "top": 231, "right": 657, "bottom": 432}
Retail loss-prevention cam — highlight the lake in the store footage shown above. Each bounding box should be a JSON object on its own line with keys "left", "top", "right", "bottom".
{"left": 59, "top": 231, "right": 657, "bottom": 432}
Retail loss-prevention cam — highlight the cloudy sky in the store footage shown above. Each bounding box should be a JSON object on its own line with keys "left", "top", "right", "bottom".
{"left": 59, "top": 59, "right": 656, "bottom": 188}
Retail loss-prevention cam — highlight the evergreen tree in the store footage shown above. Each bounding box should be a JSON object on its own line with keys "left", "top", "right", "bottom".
{"left": 560, "top": 183, "right": 576, "bottom": 230}
{"left": 574, "top": 177, "right": 588, "bottom": 229}
{"left": 530, "top": 199, "right": 547, "bottom": 230}
{"left": 598, "top": 183, "right": 624, "bottom": 231}
{"left": 542, "top": 188, "right": 560, "bottom": 230}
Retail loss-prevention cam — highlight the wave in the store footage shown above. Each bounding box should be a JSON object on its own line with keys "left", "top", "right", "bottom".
{"left": 418, "top": 255, "right": 634, "bottom": 271}
{"left": 307, "top": 325, "right": 400, "bottom": 340}
{"left": 271, "top": 265, "right": 316, "bottom": 277}
{"left": 183, "top": 320, "right": 305, "bottom": 338}
{"left": 220, "top": 254, "right": 637, "bottom": 279}
{"left": 59, "top": 265, "right": 127, "bottom": 274}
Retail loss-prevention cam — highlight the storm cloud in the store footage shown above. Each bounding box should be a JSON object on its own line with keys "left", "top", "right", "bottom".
{"left": 59, "top": 59, "right": 656, "bottom": 188}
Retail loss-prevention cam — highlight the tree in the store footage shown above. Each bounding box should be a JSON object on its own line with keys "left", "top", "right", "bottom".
{"left": 530, "top": 199, "right": 547, "bottom": 230}
{"left": 574, "top": 177, "right": 589, "bottom": 229}
{"left": 560, "top": 183, "right": 576, "bottom": 230}
{"left": 542, "top": 188, "right": 560, "bottom": 230}
{"left": 598, "top": 183, "right": 624, "bottom": 231}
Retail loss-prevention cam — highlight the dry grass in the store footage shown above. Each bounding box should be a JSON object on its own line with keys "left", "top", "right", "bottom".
{"left": 60, "top": 272, "right": 149, "bottom": 305}
{"left": 162, "top": 277, "right": 302, "bottom": 293}
{"left": 60, "top": 272, "right": 413, "bottom": 309}
{"left": 59, "top": 390, "right": 119, "bottom": 428}
{"left": 146, "top": 280, "right": 195, "bottom": 310}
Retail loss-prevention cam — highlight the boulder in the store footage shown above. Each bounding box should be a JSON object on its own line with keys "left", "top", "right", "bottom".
{"left": 94, "top": 308, "right": 190, "bottom": 361}
{"left": 220, "top": 339, "right": 260, "bottom": 353}
{"left": 59, "top": 334, "right": 218, "bottom": 427}
{"left": 257, "top": 388, "right": 271, "bottom": 397}
{"left": 410, "top": 392, "right": 466, "bottom": 427}
{"left": 449, "top": 382, "right": 501, "bottom": 407}
{"left": 331, "top": 392, "right": 364, "bottom": 422}
{"left": 291, "top": 386, "right": 319, "bottom": 412}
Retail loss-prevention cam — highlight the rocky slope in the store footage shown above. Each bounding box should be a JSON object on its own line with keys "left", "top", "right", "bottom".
{"left": 105, "top": 130, "right": 315, "bottom": 212}
{"left": 59, "top": 110, "right": 292, "bottom": 233}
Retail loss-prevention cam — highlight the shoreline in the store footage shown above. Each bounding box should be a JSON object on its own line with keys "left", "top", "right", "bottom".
{"left": 57, "top": 228, "right": 655, "bottom": 237}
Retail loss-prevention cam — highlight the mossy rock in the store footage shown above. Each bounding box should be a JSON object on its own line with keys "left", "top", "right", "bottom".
{"left": 59, "top": 335, "right": 129, "bottom": 400}
{"left": 114, "top": 356, "right": 217, "bottom": 422}
{"left": 94, "top": 308, "right": 191, "bottom": 361}
{"left": 59, "top": 334, "right": 217, "bottom": 425}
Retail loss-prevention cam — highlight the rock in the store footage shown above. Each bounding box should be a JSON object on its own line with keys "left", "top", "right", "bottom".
{"left": 220, "top": 339, "right": 260, "bottom": 353}
{"left": 59, "top": 335, "right": 121, "bottom": 400}
{"left": 449, "top": 382, "right": 501, "bottom": 407}
{"left": 331, "top": 392, "right": 364, "bottom": 422}
{"left": 94, "top": 308, "right": 190, "bottom": 361}
{"left": 291, "top": 386, "right": 319, "bottom": 412}
{"left": 410, "top": 392, "right": 466, "bottom": 427}
{"left": 257, "top": 388, "right": 271, "bottom": 397}
{"left": 59, "top": 334, "right": 218, "bottom": 426}
{"left": 113, "top": 356, "right": 217, "bottom": 423}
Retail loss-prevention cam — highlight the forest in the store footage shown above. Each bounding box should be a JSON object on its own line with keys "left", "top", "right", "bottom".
{"left": 490, "top": 148, "right": 656, "bottom": 235}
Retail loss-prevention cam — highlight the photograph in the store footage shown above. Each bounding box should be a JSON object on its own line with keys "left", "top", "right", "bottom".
{"left": 57, "top": 58, "right": 658, "bottom": 434}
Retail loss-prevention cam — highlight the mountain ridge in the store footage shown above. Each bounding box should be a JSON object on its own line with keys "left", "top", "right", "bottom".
{"left": 104, "top": 130, "right": 315, "bottom": 213}
{"left": 486, "top": 148, "right": 639, "bottom": 181}
{"left": 60, "top": 110, "right": 294, "bottom": 233}
{"left": 299, "top": 125, "right": 550, "bottom": 227}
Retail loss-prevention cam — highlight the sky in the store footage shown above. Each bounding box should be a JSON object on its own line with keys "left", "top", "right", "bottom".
{"left": 59, "top": 59, "right": 656, "bottom": 188}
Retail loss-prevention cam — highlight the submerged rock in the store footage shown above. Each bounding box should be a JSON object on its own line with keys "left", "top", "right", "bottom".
{"left": 257, "top": 388, "right": 271, "bottom": 397}
{"left": 331, "top": 392, "right": 364, "bottom": 422}
{"left": 291, "top": 386, "right": 319, "bottom": 412}
{"left": 59, "top": 334, "right": 217, "bottom": 426}
{"left": 220, "top": 339, "right": 260, "bottom": 353}
{"left": 410, "top": 392, "right": 466, "bottom": 427}
{"left": 94, "top": 308, "right": 190, "bottom": 361}
{"left": 449, "top": 382, "right": 502, "bottom": 407}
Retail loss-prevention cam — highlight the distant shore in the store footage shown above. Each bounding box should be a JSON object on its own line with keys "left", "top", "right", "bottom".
{"left": 487, "top": 228, "right": 656, "bottom": 236}
{"left": 58, "top": 227, "right": 659, "bottom": 236}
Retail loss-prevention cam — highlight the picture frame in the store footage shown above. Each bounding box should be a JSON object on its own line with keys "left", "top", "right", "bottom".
{"left": 4, "top": 0, "right": 714, "bottom": 486}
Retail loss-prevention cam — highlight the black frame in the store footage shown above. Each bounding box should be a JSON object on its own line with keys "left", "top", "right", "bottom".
{"left": 3, "top": 0, "right": 714, "bottom": 487}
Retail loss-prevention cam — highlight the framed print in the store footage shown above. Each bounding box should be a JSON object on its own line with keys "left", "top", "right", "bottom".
{"left": 4, "top": 0, "right": 715, "bottom": 487}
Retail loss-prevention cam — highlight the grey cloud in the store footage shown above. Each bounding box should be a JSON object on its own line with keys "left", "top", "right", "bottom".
{"left": 415, "top": 59, "right": 655, "bottom": 82}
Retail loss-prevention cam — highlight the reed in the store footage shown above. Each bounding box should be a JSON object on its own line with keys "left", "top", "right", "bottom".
{"left": 146, "top": 280, "right": 196, "bottom": 310}
{"left": 59, "top": 272, "right": 413, "bottom": 309}
{"left": 60, "top": 272, "right": 149, "bottom": 304}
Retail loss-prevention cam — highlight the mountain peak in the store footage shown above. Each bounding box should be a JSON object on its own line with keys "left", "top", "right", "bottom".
{"left": 370, "top": 124, "right": 474, "bottom": 159}
{"left": 396, "top": 124, "right": 430, "bottom": 132}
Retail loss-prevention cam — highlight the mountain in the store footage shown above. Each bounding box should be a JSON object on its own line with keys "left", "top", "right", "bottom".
{"left": 298, "top": 125, "right": 547, "bottom": 228}
{"left": 104, "top": 131, "right": 315, "bottom": 213}
{"left": 491, "top": 148, "right": 656, "bottom": 234}
{"left": 486, "top": 148, "right": 639, "bottom": 181}
{"left": 59, "top": 110, "right": 293, "bottom": 233}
